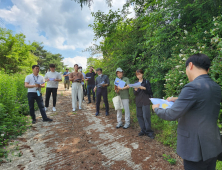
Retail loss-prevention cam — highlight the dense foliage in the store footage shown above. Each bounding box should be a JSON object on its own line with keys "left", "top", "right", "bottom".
{"left": 87, "top": 0, "right": 222, "bottom": 162}
{"left": 0, "top": 28, "right": 64, "bottom": 160}
{"left": 0, "top": 72, "right": 47, "bottom": 158}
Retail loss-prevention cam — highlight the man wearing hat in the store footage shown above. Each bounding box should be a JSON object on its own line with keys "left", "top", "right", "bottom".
{"left": 63, "top": 68, "right": 70, "bottom": 91}
{"left": 115, "top": 68, "right": 131, "bottom": 129}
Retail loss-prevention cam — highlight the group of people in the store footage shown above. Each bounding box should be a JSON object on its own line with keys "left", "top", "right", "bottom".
{"left": 24, "top": 53, "right": 222, "bottom": 170}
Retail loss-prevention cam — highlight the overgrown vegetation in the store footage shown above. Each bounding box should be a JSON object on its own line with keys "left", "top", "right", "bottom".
{"left": 86, "top": 0, "right": 222, "bottom": 167}
{"left": 0, "top": 27, "right": 63, "bottom": 161}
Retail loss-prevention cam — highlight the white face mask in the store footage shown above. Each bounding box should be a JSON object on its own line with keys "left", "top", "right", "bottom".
{"left": 79, "top": 69, "right": 82, "bottom": 72}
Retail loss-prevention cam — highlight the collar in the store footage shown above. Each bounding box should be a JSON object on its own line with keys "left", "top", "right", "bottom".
{"left": 32, "top": 73, "right": 39, "bottom": 77}
{"left": 99, "top": 74, "right": 103, "bottom": 77}
{"left": 193, "top": 74, "right": 210, "bottom": 81}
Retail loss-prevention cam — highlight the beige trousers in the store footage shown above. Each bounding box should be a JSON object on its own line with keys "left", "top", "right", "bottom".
{"left": 72, "top": 82, "right": 83, "bottom": 109}
{"left": 117, "top": 99, "right": 130, "bottom": 124}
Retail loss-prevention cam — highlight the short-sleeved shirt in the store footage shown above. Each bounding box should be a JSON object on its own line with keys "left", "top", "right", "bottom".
{"left": 44, "top": 71, "right": 62, "bottom": 88}
{"left": 95, "top": 74, "right": 110, "bottom": 88}
{"left": 25, "top": 74, "right": 45, "bottom": 93}
{"left": 116, "top": 77, "right": 130, "bottom": 99}
{"left": 69, "top": 72, "right": 84, "bottom": 83}
{"left": 81, "top": 72, "right": 86, "bottom": 85}
{"left": 63, "top": 72, "right": 70, "bottom": 80}
{"left": 85, "top": 72, "right": 96, "bottom": 85}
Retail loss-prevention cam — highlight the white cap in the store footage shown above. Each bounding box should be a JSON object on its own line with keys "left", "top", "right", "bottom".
{"left": 116, "top": 67, "right": 123, "bottom": 72}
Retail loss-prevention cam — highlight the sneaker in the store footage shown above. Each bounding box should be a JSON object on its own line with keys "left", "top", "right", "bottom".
{"left": 43, "top": 118, "right": 53, "bottom": 122}
{"left": 116, "top": 123, "right": 123, "bottom": 128}
{"left": 95, "top": 112, "right": 99, "bottom": 116}
{"left": 123, "top": 123, "right": 130, "bottom": 129}
{"left": 73, "top": 108, "right": 76, "bottom": 112}
{"left": 138, "top": 132, "right": 145, "bottom": 136}
{"left": 32, "top": 120, "right": 36, "bottom": 124}
{"left": 45, "top": 107, "right": 48, "bottom": 112}
{"left": 79, "top": 107, "right": 82, "bottom": 110}
{"left": 65, "top": 88, "right": 67, "bottom": 91}
{"left": 52, "top": 107, "right": 56, "bottom": 112}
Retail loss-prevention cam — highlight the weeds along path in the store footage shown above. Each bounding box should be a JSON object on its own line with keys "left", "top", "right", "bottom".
{"left": 0, "top": 83, "right": 184, "bottom": 170}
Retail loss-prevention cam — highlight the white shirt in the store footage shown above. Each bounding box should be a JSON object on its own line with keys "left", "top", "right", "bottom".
{"left": 81, "top": 72, "right": 86, "bottom": 85}
{"left": 25, "top": 74, "right": 45, "bottom": 93}
{"left": 44, "top": 71, "right": 62, "bottom": 88}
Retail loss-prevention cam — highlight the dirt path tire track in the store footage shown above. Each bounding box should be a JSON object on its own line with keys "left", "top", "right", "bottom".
{"left": 0, "top": 84, "right": 184, "bottom": 170}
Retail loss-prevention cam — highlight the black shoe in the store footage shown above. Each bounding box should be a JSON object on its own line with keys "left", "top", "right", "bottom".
{"left": 95, "top": 112, "right": 99, "bottom": 116}
{"left": 32, "top": 120, "right": 36, "bottom": 124}
{"left": 43, "top": 118, "right": 53, "bottom": 122}
{"left": 138, "top": 132, "right": 145, "bottom": 136}
{"left": 106, "top": 112, "right": 109, "bottom": 116}
{"left": 148, "top": 134, "right": 155, "bottom": 139}
{"left": 87, "top": 101, "right": 91, "bottom": 104}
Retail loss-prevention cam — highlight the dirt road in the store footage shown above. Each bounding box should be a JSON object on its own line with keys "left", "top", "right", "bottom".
{"left": 0, "top": 84, "right": 184, "bottom": 170}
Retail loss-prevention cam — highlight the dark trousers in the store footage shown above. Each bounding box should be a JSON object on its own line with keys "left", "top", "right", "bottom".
{"left": 87, "top": 84, "right": 95, "bottom": 102}
{"left": 136, "top": 105, "right": 154, "bottom": 136}
{"left": 183, "top": 157, "right": 217, "bottom": 170}
{"left": 96, "top": 87, "right": 109, "bottom": 113}
{"left": 45, "top": 88, "right": 58, "bottom": 107}
{"left": 28, "top": 92, "right": 47, "bottom": 121}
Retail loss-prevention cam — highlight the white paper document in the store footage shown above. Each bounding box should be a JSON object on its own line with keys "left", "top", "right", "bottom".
{"left": 150, "top": 98, "right": 174, "bottom": 109}
{"left": 49, "top": 78, "right": 55, "bottom": 81}
{"left": 128, "top": 82, "right": 141, "bottom": 88}
{"left": 114, "top": 77, "right": 126, "bottom": 88}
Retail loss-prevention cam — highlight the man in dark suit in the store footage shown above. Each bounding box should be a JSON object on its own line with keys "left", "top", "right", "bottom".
{"left": 94, "top": 68, "right": 110, "bottom": 116}
{"left": 152, "top": 54, "right": 222, "bottom": 170}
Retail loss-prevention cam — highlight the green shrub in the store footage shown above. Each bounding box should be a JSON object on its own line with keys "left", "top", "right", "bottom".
{"left": 0, "top": 72, "right": 46, "bottom": 158}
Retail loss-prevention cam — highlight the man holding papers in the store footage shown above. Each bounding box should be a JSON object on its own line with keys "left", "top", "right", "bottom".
{"left": 152, "top": 54, "right": 222, "bottom": 170}
{"left": 94, "top": 68, "right": 110, "bottom": 116}
{"left": 25, "top": 65, "right": 52, "bottom": 124}
{"left": 133, "top": 69, "right": 154, "bottom": 139}
{"left": 85, "top": 66, "right": 97, "bottom": 103}
{"left": 44, "top": 64, "right": 62, "bottom": 112}
{"left": 114, "top": 68, "right": 130, "bottom": 129}
{"left": 69, "top": 64, "right": 84, "bottom": 112}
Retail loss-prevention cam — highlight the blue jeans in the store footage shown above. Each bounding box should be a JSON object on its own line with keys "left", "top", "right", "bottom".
{"left": 87, "top": 84, "right": 95, "bottom": 102}
{"left": 28, "top": 92, "right": 48, "bottom": 121}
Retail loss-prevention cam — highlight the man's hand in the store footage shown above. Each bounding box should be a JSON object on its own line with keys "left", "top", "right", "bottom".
{"left": 45, "top": 78, "right": 49, "bottom": 82}
{"left": 152, "top": 104, "right": 160, "bottom": 111}
{"left": 85, "top": 78, "right": 89, "bottom": 81}
{"left": 134, "top": 88, "right": 138, "bottom": 91}
{"left": 102, "top": 84, "right": 108, "bottom": 87}
{"left": 93, "top": 87, "right": 97, "bottom": 92}
{"left": 167, "top": 97, "right": 178, "bottom": 102}
{"left": 117, "top": 86, "right": 122, "bottom": 90}
{"left": 35, "top": 84, "right": 41, "bottom": 88}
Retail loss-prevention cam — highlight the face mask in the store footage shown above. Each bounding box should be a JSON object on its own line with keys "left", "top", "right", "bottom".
{"left": 79, "top": 69, "right": 82, "bottom": 72}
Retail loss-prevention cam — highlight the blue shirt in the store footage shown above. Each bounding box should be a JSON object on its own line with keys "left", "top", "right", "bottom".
{"left": 63, "top": 72, "right": 70, "bottom": 80}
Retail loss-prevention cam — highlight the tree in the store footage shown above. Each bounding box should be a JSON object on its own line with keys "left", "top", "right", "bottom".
{"left": 31, "top": 42, "right": 65, "bottom": 74}
{"left": 0, "top": 28, "right": 37, "bottom": 74}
